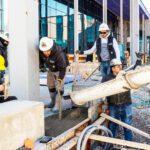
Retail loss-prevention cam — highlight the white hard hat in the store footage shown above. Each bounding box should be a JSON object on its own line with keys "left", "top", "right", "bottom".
{"left": 0, "top": 33, "right": 9, "bottom": 42}
{"left": 99, "top": 23, "right": 110, "bottom": 31}
{"left": 39, "top": 37, "right": 54, "bottom": 51}
{"left": 110, "top": 59, "right": 122, "bottom": 66}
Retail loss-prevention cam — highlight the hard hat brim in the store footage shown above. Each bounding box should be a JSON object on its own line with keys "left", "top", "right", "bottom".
{"left": 39, "top": 45, "right": 51, "bottom": 52}
{"left": 0, "top": 34, "right": 9, "bottom": 42}
{"left": 99, "top": 29, "right": 110, "bottom": 31}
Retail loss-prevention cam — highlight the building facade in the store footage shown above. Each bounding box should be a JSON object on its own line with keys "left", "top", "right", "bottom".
{"left": 39, "top": 0, "right": 118, "bottom": 54}
{"left": 0, "top": 0, "right": 4, "bottom": 33}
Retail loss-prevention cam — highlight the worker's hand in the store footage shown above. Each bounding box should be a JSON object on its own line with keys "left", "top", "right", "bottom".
{"left": 0, "top": 84, "right": 4, "bottom": 92}
{"left": 75, "top": 50, "right": 83, "bottom": 55}
{"left": 116, "top": 70, "right": 126, "bottom": 79}
{"left": 98, "top": 65, "right": 101, "bottom": 71}
{"left": 135, "top": 52, "right": 143, "bottom": 60}
{"left": 56, "top": 79, "right": 62, "bottom": 90}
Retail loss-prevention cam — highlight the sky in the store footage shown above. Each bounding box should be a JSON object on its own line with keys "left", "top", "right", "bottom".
{"left": 142, "top": 0, "right": 150, "bottom": 13}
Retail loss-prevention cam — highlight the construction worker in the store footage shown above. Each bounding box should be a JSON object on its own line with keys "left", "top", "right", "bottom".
{"left": 39, "top": 37, "right": 69, "bottom": 111}
{"left": 0, "top": 55, "right": 6, "bottom": 89}
{"left": 101, "top": 58, "right": 132, "bottom": 141}
{"left": 0, "top": 33, "right": 9, "bottom": 68}
{"left": 0, "top": 33, "right": 9, "bottom": 79}
{"left": 0, "top": 55, "right": 17, "bottom": 102}
{"left": 82, "top": 23, "right": 121, "bottom": 76}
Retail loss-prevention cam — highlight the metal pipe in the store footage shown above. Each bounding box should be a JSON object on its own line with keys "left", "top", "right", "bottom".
{"left": 70, "top": 66, "right": 150, "bottom": 105}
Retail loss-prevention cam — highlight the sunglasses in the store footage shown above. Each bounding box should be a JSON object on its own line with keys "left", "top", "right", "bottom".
{"left": 100, "top": 32, "right": 107, "bottom": 35}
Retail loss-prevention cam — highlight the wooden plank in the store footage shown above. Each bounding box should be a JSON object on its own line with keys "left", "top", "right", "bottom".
{"left": 93, "top": 117, "right": 105, "bottom": 125}
{"left": 101, "top": 113, "right": 150, "bottom": 139}
{"left": 57, "top": 137, "right": 78, "bottom": 150}
{"left": 49, "top": 117, "right": 105, "bottom": 150}
{"left": 47, "top": 118, "right": 90, "bottom": 150}
{"left": 89, "top": 134, "right": 150, "bottom": 150}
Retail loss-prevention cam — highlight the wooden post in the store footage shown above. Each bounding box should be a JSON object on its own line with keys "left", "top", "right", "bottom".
{"left": 101, "top": 113, "right": 150, "bottom": 139}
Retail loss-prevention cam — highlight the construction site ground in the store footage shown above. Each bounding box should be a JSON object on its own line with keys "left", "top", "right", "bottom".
{"left": 40, "top": 73, "right": 150, "bottom": 145}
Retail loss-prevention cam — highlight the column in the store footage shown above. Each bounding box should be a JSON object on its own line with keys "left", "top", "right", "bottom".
{"left": 74, "top": 0, "right": 79, "bottom": 53}
{"left": 103, "top": 0, "right": 107, "bottom": 23}
{"left": 120, "top": 0, "right": 123, "bottom": 44}
{"left": 130, "top": 0, "right": 139, "bottom": 64}
{"left": 8, "top": 0, "right": 40, "bottom": 100}
{"left": 142, "top": 14, "right": 145, "bottom": 53}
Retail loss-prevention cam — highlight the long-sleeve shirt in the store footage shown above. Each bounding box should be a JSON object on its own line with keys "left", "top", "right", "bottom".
{"left": 84, "top": 38, "right": 121, "bottom": 61}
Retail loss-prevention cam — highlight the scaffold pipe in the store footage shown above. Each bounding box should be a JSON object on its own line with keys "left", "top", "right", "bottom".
{"left": 70, "top": 66, "right": 150, "bottom": 105}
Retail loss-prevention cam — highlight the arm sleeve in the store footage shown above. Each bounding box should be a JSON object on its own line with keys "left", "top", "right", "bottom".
{"left": 101, "top": 76, "right": 107, "bottom": 83}
{"left": 0, "top": 77, "right": 3, "bottom": 84}
{"left": 113, "top": 38, "right": 121, "bottom": 60}
{"left": 84, "top": 41, "right": 97, "bottom": 55}
{"left": 56, "top": 53, "right": 67, "bottom": 80}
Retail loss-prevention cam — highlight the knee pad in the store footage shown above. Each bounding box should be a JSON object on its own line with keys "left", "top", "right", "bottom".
{"left": 60, "top": 90, "right": 64, "bottom": 95}
{"left": 49, "top": 88, "right": 56, "bottom": 93}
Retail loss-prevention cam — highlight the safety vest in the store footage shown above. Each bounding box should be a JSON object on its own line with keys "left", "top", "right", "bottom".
{"left": 96, "top": 36, "right": 116, "bottom": 62}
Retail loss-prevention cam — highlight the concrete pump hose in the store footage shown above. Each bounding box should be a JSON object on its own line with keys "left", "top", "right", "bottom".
{"left": 70, "top": 65, "right": 150, "bottom": 105}
{"left": 125, "top": 66, "right": 150, "bottom": 89}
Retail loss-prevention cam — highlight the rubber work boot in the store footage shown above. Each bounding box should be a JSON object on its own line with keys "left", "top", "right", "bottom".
{"left": 48, "top": 91, "right": 57, "bottom": 108}
{"left": 52, "top": 95, "right": 59, "bottom": 113}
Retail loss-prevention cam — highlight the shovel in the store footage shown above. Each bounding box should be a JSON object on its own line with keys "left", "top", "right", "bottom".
{"left": 56, "top": 81, "right": 62, "bottom": 120}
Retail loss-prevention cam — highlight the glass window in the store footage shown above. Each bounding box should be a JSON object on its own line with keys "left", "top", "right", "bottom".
{"left": 0, "top": 0, "right": 4, "bottom": 33}
{"left": 41, "top": 4, "right": 46, "bottom": 17}
{"left": 39, "top": 0, "right": 117, "bottom": 54}
{"left": 47, "top": 0, "right": 68, "bottom": 49}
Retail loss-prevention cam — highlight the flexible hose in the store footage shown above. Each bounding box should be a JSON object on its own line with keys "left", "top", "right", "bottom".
{"left": 77, "top": 125, "right": 113, "bottom": 150}
{"left": 77, "top": 125, "right": 97, "bottom": 150}
{"left": 81, "top": 125, "right": 112, "bottom": 150}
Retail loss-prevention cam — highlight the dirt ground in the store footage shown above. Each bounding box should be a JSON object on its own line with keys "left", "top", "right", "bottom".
{"left": 45, "top": 108, "right": 88, "bottom": 137}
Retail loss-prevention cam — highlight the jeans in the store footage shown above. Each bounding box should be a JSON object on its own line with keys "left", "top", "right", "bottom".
{"left": 109, "top": 104, "right": 133, "bottom": 141}
{"left": 100, "top": 61, "right": 110, "bottom": 76}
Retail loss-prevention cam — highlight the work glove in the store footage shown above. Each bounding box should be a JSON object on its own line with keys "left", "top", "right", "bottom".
{"left": 116, "top": 70, "right": 126, "bottom": 79}
{"left": 0, "top": 84, "right": 4, "bottom": 92}
{"left": 135, "top": 52, "right": 143, "bottom": 60}
{"left": 75, "top": 50, "right": 84, "bottom": 55}
{"left": 56, "top": 79, "right": 62, "bottom": 91}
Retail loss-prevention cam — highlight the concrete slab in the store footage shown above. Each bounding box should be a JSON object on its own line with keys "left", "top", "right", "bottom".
{"left": 0, "top": 100, "right": 44, "bottom": 150}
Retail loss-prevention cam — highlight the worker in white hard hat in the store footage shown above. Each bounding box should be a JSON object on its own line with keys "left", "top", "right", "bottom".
{"left": 81, "top": 23, "right": 121, "bottom": 76}
{"left": 39, "top": 37, "right": 69, "bottom": 111}
{"left": 101, "top": 58, "right": 132, "bottom": 141}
